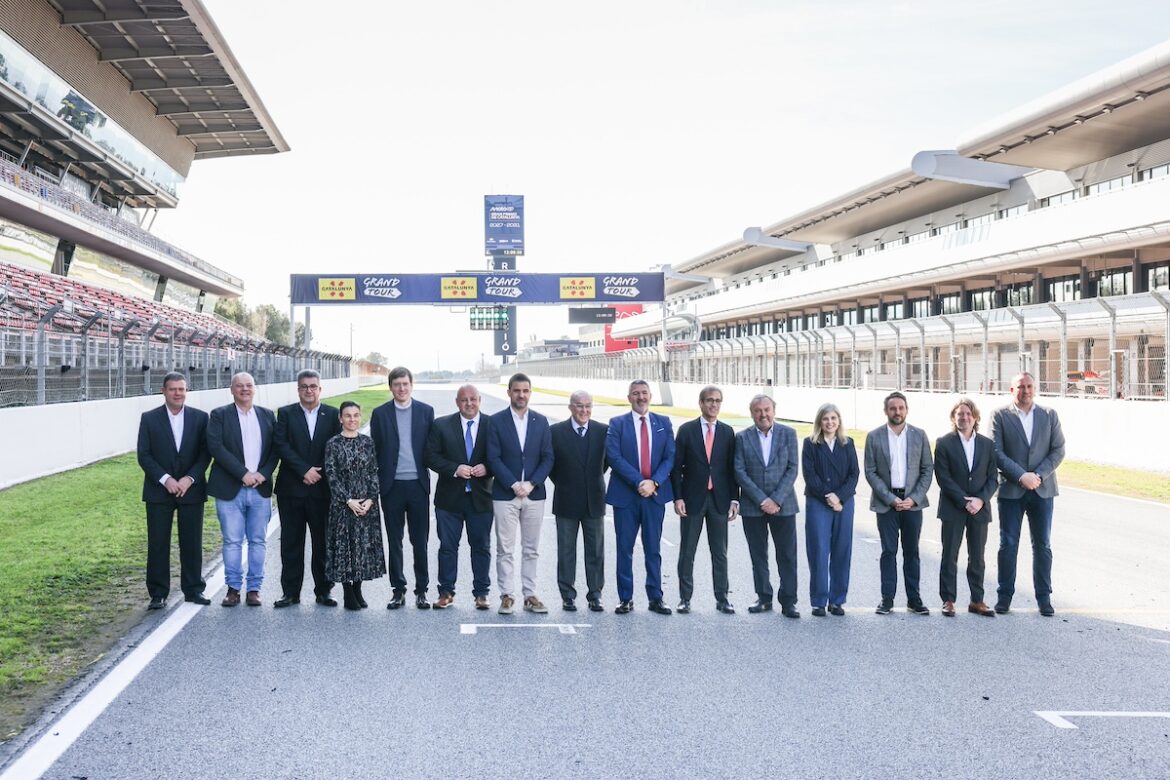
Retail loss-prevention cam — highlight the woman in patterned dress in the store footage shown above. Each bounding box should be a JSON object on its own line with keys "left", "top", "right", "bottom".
{"left": 324, "top": 401, "right": 386, "bottom": 610}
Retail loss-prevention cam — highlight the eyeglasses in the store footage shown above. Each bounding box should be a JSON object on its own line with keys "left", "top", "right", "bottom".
{"left": 298, "top": 384, "right": 320, "bottom": 391}
{"left": 701, "top": 398, "right": 723, "bottom": 404}
{"left": 570, "top": 403, "right": 593, "bottom": 409}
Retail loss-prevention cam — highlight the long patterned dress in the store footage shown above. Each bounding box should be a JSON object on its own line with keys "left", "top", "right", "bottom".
{"left": 323, "top": 433, "right": 387, "bottom": 582}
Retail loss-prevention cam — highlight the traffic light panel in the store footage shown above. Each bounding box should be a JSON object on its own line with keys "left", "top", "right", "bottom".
{"left": 469, "top": 305, "right": 511, "bottom": 331}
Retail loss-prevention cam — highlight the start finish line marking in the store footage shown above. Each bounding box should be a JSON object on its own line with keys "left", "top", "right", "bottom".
{"left": 1034, "top": 711, "right": 1170, "bottom": 729}
{"left": 460, "top": 623, "right": 592, "bottom": 635}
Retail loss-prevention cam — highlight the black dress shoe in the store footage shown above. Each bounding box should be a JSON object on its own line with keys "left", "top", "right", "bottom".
{"left": 994, "top": 600, "right": 1011, "bottom": 614}
{"left": 416, "top": 593, "right": 431, "bottom": 609}
{"left": 828, "top": 604, "right": 845, "bottom": 616}
{"left": 1038, "top": 600, "right": 1055, "bottom": 617}
{"left": 184, "top": 593, "right": 211, "bottom": 606}
{"left": 562, "top": 599, "right": 578, "bottom": 612}
{"left": 387, "top": 592, "right": 407, "bottom": 610}
{"left": 748, "top": 600, "right": 773, "bottom": 614}
{"left": 588, "top": 598, "right": 604, "bottom": 612}
{"left": 716, "top": 601, "right": 736, "bottom": 614}
{"left": 273, "top": 595, "right": 300, "bottom": 608}
{"left": 148, "top": 596, "right": 166, "bottom": 610}
{"left": 811, "top": 606, "right": 827, "bottom": 617}
{"left": 648, "top": 600, "right": 672, "bottom": 615}
{"left": 676, "top": 600, "right": 691, "bottom": 614}
{"left": 315, "top": 594, "right": 338, "bottom": 607}
{"left": 615, "top": 600, "right": 634, "bottom": 614}
{"left": 781, "top": 605, "right": 801, "bottom": 619}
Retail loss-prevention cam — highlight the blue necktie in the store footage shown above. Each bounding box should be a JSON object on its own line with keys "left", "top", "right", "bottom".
{"left": 465, "top": 420, "right": 474, "bottom": 492}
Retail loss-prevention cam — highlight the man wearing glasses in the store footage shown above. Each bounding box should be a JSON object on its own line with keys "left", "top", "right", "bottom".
{"left": 272, "top": 369, "right": 342, "bottom": 608}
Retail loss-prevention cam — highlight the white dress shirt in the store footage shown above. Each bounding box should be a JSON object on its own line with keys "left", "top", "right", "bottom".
{"left": 631, "top": 411, "right": 652, "bottom": 458}
{"left": 302, "top": 403, "right": 319, "bottom": 440}
{"left": 160, "top": 407, "right": 185, "bottom": 485}
{"left": 960, "top": 430, "right": 976, "bottom": 471}
{"left": 463, "top": 413, "right": 481, "bottom": 447}
{"left": 756, "top": 426, "right": 773, "bottom": 467}
{"left": 887, "top": 426, "right": 908, "bottom": 489}
{"left": 1014, "top": 404, "right": 1034, "bottom": 446}
{"left": 511, "top": 409, "right": 529, "bottom": 481}
{"left": 237, "top": 405, "right": 262, "bottom": 474}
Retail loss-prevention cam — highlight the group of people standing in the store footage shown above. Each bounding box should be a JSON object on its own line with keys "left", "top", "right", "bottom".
{"left": 136, "top": 368, "right": 1065, "bottom": 619}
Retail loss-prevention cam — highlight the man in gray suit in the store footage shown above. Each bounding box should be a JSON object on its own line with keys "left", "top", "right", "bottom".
{"left": 864, "top": 391, "right": 934, "bottom": 615}
{"left": 990, "top": 372, "right": 1066, "bottom": 616}
{"left": 734, "top": 394, "right": 800, "bottom": 618}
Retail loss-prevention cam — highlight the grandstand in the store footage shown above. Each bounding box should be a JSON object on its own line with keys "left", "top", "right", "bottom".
{"left": 0, "top": 0, "right": 349, "bottom": 408}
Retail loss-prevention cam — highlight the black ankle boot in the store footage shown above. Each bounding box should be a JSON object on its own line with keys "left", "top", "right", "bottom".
{"left": 353, "top": 580, "right": 368, "bottom": 608}
{"left": 342, "top": 582, "right": 360, "bottom": 610}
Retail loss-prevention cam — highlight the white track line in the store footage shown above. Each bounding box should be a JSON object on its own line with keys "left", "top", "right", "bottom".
{"left": 1035, "top": 710, "right": 1170, "bottom": 729}
{"left": 461, "top": 623, "right": 592, "bottom": 635}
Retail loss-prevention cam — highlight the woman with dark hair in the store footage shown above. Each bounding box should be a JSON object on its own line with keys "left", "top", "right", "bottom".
{"left": 324, "top": 401, "right": 386, "bottom": 609}
{"left": 801, "top": 403, "right": 860, "bottom": 617}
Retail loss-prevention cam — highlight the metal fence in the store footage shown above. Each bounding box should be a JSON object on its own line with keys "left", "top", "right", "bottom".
{"left": 520, "top": 292, "right": 1169, "bottom": 401}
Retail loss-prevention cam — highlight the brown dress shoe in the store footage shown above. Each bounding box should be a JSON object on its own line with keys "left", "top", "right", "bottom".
{"left": 434, "top": 593, "right": 455, "bottom": 609}
{"left": 222, "top": 587, "right": 240, "bottom": 607}
{"left": 968, "top": 601, "right": 996, "bottom": 617}
{"left": 474, "top": 596, "right": 490, "bottom": 610}
{"left": 246, "top": 591, "right": 262, "bottom": 607}
{"left": 942, "top": 600, "right": 956, "bottom": 617}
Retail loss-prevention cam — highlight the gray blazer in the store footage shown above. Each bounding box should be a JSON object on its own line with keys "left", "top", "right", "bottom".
{"left": 864, "top": 424, "right": 934, "bottom": 513}
{"left": 990, "top": 404, "right": 1065, "bottom": 499}
{"left": 734, "top": 424, "right": 800, "bottom": 517}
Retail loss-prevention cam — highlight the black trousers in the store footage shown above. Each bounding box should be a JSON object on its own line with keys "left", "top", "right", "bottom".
{"left": 556, "top": 514, "right": 605, "bottom": 602}
{"left": 276, "top": 495, "right": 332, "bottom": 598}
{"left": 677, "top": 493, "right": 730, "bottom": 603}
{"left": 145, "top": 501, "right": 205, "bottom": 600}
{"left": 383, "top": 480, "right": 430, "bottom": 595}
{"left": 742, "top": 513, "right": 798, "bottom": 607}
{"left": 939, "top": 516, "right": 989, "bottom": 603}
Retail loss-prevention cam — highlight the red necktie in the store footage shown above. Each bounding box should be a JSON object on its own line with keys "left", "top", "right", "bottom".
{"left": 704, "top": 422, "right": 714, "bottom": 491}
{"left": 639, "top": 415, "right": 651, "bottom": 479}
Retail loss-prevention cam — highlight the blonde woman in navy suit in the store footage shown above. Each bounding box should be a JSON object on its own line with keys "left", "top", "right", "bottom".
{"left": 801, "top": 404, "right": 859, "bottom": 617}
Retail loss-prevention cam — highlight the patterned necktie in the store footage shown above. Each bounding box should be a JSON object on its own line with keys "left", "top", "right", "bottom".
{"left": 464, "top": 419, "right": 474, "bottom": 492}
{"left": 639, "top": 415, "right": 651, "bottom": 479}
{"left": 704, "top": 422, "right": 714, "bottom": 491}
{"left": 577, "top": 426, "right": 586, "bottom": 437}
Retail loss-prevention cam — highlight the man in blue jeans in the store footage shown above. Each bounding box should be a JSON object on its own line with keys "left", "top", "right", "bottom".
{"left": 207, "top": 372, "right": 278, "bottom": 607}
{"left": 991, "top": 372, "right": 1066, "bottom": 616}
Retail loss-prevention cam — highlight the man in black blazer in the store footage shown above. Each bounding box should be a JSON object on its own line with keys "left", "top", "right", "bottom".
{"left": 370, "top": 366, "right": 435, "bottom": 610}
{"left": 549, "top": 390, "right": 608, "bottom": 613}
{"left": 207, "top": 372, "right": 278, "bottom": 607}
{"left": 424, "top": 384, "right": 494, "bottom": 610}
{"left": 933, "top": 398, "right": 999, "bottom": 617}
{"left": 272, "top": 369, "right": 342, "bottom": 608}
{"left": 136, "top": 372, "right": 211, "bottom": 609}
{"left": 671, "top": 385, "right": 739, "bottom": 615}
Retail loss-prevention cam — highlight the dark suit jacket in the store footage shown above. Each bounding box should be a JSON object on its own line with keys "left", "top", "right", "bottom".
{"left": 801, "top": 436, "right": 859, "bottom": 508}
{"left": 370, "top": 399, "right": 435, "bottom": 496}
{"left": 990, "top": 404, "right": 1065, "bottom": 499}
{"left": 863, "top": 424, "right": 934, "bottom": 512}
{"left": 273, "top": 402, "right": 342, "bottom": 499}
{"left": 206, "top": 403, "right": 278, "bottom": 500}
{"left": 425, "top": 412, "right": 493, "bottom": 513}
{"left": 670, "top": 417, "right": 738, "bottom": 515}
{"left": 486, "top": 408, "right": 554, "bottom": 501}
{"left": 137, "top": 404, "right": 210, "bottom": 505}
{"left": 734, "top": 424, "right": 800, "bottom": 517}
{"left": 549, "top": 418, "right": 609, "bottom": 520}
{"left": 605, "top": 411, "right": 675, "bottom": 507}
{"left": 934, "top": 431, "right": 998, "bottom": 523}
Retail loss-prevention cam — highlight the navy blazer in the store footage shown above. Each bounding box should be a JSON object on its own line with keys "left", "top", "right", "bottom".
{"left": 934, "top": 431, "right": 998, "bottom": 523}
{"left": 370, "top": 399, "right": 435, "bottom": 496}
{"left": 206, "top": 403, "right": 278, "bottom": 500}
{"left": 425, "top": 412, "right": 494, "bottom": 513}
{"left": 801, "top": 436, "right": 859, "bottom": 508}
{"left": 273, "top": 402, "right": 342, "bottom": 499}
{"left": 734, "top": 423, "right": 800, "bottom": 517}
{"left": 137, "top": 404, "right": 210, "bottom": 505}
{"left": 605, "top": 411, "right": 675, "bottom": 507}
{"left": 549, "top": 418, "right": 609, "bottom": 520}
{"left": 486, "top": 407, "right": 554, "bottom": 501}
{"left": 670, "top": 417, "right": 738, "bottom": 515}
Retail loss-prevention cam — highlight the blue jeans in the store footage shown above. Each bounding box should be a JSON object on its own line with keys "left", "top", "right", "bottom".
{"left": 805, "top": 497, "right": 854, "bottom": 608}
{"left": 996, "top": 493, "right": 1054, "bottom": 602}
{"left": 876, "top": 507, "right": 922, "bottom": 602}
{"left": 216, "top": 487, "right": 271, "bottom": 592}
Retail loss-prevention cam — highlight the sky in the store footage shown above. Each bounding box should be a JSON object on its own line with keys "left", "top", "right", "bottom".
{"left": 151, "top": 0, "right": 1170, "bottom": 371}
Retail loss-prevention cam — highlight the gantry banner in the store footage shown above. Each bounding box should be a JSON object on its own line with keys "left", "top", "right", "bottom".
{"left": 290, "top": 272, "right": 666, "bottom": 305}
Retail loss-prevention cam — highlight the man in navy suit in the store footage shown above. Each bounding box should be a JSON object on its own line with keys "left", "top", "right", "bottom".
{"left": 136, "top": 372, "right": 211, "bottom": 609}
{"left": 370, "top": 366, "right": 435, "bottom": 610}
{"left": 487, "top": 373, "right": 554, "bottom": 615}
{"left": 272, "top": 369, "right": 342, "bottom": 608}
{"left": 991, "top": 372, "right": 1066, "bottom": 616}
{"left": 671, "top": 385, "right": 738, "bottom": 615}
{"left": 734, "top": 394, "right": 801, "bottom": 618}
{"left": 605, "top": 379, "right": 675, "bottom": 615}
{"left": 207, "top": 372, "right": 278, "bottom": 607}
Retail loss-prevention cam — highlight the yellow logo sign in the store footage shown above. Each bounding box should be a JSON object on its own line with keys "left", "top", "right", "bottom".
{"left": 441, "top": 277, "right": 478, "bottom": 299}
{"left": 319, "top": 278, "right": 356, "bottom": 300}
{"left": 560, "top": 277, "right": 595, "bottom": 299}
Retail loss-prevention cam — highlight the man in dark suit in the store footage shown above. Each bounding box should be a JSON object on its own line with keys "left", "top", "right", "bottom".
{"left": 734, "top": 394, "right": 800, "bottom": 618}
{"left": 991, "top": 372, "right": 1066, "bottom": 616}
{"left": 864, "top": 391, "right": 934, "bottom": 616}
{"left": 605, "top": 379, "right": 675, "bottom": 615}
{"left": 934, "top": 397, "right": 999, "bottom": 617}
{"left": 549, "top": 390, "right": 608, "bottom": 613}
{"left": 272, "top": 369, "right": 342, "bottom": 608}
{"left": 671, "top": 385, "right": 739, "bottom": 615}
{"left": 370, "top": 366, "right": 435, "bottom": 610}
{"left": 207, "top": 371, "right": 278, "bottom": 607}
{"left": 487, "top": 373, "right": 554, "bottom": 615}
{"left": 424, "top": 384, "right": 494, "bottom": 610}
{"left": 136, "top": 372, "right": 211, "bottom": 609}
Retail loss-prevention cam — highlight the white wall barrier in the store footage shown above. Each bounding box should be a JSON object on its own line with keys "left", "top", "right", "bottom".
{"left": 524, "top": 374, "right": 1169, "bottom": 472}
{"left": 0, "top": 376, "right": 359, "bottom": 490}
